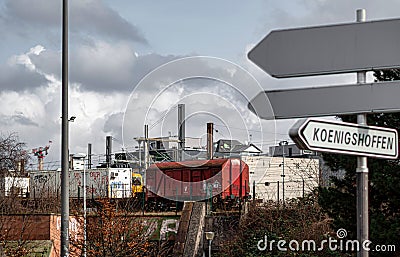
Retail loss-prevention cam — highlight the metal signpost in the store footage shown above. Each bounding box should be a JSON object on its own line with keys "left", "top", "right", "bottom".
{"left": 248, "top": 16, "right": 400, "bottom": 78}
{"left": 355, "top": 11, "right": 369, "bottom": 257}
{"left": 289, "top": 119, "right": 398, "bottom": 158}
{"left": 249, "top": 81, "right": 400, "bottom": 120}
{"left": 248, "top": 9, "right": 400, "bottom": 257}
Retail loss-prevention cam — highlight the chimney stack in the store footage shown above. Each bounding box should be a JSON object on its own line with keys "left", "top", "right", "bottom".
{"left": 207, "top": 123, "right": 214, "bottom": 160}
{"left": 106, "top": 136, "right": 112, "bottom": 168}
{"left": 87, "top": 143, "right": 92, "bottom": 169}
{"left": 178, "top": 104, "right": 185, "bottom": 161}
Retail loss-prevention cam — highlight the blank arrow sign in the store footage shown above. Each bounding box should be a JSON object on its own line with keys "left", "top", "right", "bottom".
{"left": 248, "top": 18, "right": 400, "bottom": 78}
{"left": 248, "top": 81, "right": 400, "bottom": 120}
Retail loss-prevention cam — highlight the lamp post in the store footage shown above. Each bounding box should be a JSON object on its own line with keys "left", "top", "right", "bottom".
{"left": 279, "top": 141, "right": 288, "bottom": 205}
{"left": 61, "top": 0, "right": 69, "bottom": 255}
{"left": 205, "top": 231, "right": 215, "bottom": 257}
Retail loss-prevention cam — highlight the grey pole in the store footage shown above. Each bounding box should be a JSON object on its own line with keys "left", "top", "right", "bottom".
{"left": 356, "top": 9, "right": 369, "bottom": 257}
{"left": 252, "top": 180, "right": 256, "bottom": 203}
{"left": 61, "top": 0, "right": 69, "bottom": 256}
{"left": 208, "top": 240, "right": 212, "bottom": 257}
{"left": 279, "top": 141, "right": 288, "bottom": 205}
{"left": 138, "top": 140, "right": 142, "bottom": 173}
{"left": 144, "top": 125, "right": 149, "bottom": 169}
{"left": 277, "top": 181, "right": 279, "bottom": 204}
{"left": 83, "top": 158, "right": 87, "bottom": 257}
{"left": 282, "top": 145, "right": 285, "bottom": 205}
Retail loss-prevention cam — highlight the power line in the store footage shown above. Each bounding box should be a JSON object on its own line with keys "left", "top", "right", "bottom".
{"left": 149, "top": 106, "right": 178, "bottom": 130}
{"left": 213, "top": 123, "right": 290, "bottom": 136}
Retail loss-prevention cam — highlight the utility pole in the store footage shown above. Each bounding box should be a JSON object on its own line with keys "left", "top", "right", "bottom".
{"left": 61, "top": 0, "right": 69, "bottom": 255}
{"left": 356, "top": 9, "right": 369, "bottom": 257}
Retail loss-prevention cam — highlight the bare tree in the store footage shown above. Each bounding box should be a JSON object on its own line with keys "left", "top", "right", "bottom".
{"left": 70, "top": 199, "right": 154, "bottom": 257}
{"left": 0, "top": 132, "right": 41, "bottom": 256}
{"left": 0, "top": 133, "right": 29, "bottom": 176}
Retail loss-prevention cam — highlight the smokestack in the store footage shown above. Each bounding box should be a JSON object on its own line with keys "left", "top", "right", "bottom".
{"left": 178, "top": 104, "right": 185, "bottom": 161}
{"left": 38, "top": 157, "right": 44, "bottom": 171}
{"left": 87, "top": 143, "right": 92, "bottom": 169}
{"left": 144, "top": 125, "right": 149, "bottom": 169}
{"left": 207, "top": 122, "right": 214, "bottom": 160}
{"left": 106, "top": 136, "right": 112, "bottom": 168}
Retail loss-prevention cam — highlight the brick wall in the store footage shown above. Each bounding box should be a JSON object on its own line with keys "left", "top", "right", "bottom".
{"left": 0, "top": 214, "right": 50, "bottom": 241}
{"left": 0, "top": 214, "right": 82, "bottom": 257}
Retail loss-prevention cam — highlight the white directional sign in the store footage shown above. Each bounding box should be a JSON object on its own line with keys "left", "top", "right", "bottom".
{"left": 248, "top": 18, "right": 400, "bottom": 78}
{"left": 289, "top": 119, "right": 398, "bottom": 159}
{"left": 248, "top": 81, "right": 400, "bottom": 120}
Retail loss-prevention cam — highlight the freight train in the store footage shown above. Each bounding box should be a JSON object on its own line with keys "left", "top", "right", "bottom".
{"left": 145, "top": 158, "right": 250, "bottom": 210}
{"left": 4, "top": 158, "right": 250, "bottom": 210}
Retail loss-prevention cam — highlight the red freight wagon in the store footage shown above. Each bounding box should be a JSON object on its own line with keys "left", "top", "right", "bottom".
{"left": 145, "top": 158, "right": 250, "bottom": 205}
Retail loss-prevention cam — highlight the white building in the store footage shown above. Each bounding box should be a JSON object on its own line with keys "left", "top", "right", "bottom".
{"left": 0, "top": 176, "right": 29, "bottom": 197}
{"left": 242, "top": 156, "right": 320, "bottom": 202}
{"left": 269, "top": 143, "right": 316, "bottom": 157}
{"left": 70, "top": 153, "right": 86, "bottom": 170}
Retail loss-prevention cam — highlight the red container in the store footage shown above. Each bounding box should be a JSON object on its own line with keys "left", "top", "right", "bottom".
{"left": 145, "top": 158, "right": 249, "bottom": 202}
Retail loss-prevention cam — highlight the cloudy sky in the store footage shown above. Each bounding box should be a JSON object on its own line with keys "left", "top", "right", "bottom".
{"left": 1, "top": 0, "right": 399, "bottom": 169}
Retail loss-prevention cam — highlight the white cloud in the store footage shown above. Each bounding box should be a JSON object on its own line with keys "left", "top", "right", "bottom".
{"left": 0, "top": 52, "right": 47, "bottom": 91}
{"left": 71, "top": 41, "right": 137, "bottom": 91}
{"left": 27, "top": 40, "right": 180, "bottom": 92}
{"left": 0, "top": 43, "right": 137, "bottom": 166}
{"left": 8, "top": 45, "right": 45, "bottom": 71}
{"left": 0, "top": 83, "right": 132, "bottom": 166}
{"left": 2, "top": 0, "right": 147, "bottom": 43}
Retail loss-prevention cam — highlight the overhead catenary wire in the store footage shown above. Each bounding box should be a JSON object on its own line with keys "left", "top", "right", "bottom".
{"left": 149, "top": 106, "right": 178, "bottom": 131}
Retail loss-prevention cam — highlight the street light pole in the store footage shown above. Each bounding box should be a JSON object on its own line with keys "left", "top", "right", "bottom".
{"left": 61, "top": 0, "right": 69, "bottom": 256}
{"left": 83, "top": 157, "right": 87, "bottom": 257}
{"left": 205, "top": 232, "right": 215, "bottom": 257}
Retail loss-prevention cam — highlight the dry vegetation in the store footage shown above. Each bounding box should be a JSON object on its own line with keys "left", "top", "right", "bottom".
{"left": 217, "top": 195, "right": 351, "bottom": 257}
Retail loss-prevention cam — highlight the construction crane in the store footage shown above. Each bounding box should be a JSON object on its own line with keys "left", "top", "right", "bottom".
{"left": 32, "top": 141, "right": 52, "bottom": 170}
